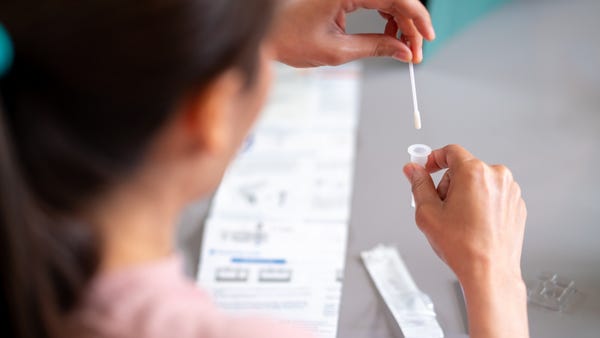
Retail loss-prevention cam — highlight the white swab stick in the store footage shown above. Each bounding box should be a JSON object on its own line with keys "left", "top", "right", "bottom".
{"left": 408, "top": 62, "right": 422, "bottom": 130}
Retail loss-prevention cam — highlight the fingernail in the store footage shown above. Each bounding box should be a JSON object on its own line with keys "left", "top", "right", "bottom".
{"left": 409, "top": 49, "right": 422, "bottom": 63}
{"left": 427, "top": 28, "right": 436, "bottom": 41}
{"left": 393, "top": 52, "right": 411, "bottom": 62}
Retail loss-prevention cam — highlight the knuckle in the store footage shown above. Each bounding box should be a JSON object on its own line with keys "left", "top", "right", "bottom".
{"left": 444, "top": 144, "right": 463, "bottom": 154}
{"left": 462, "top": 159, "right": 487, "bottom": 179}
{"left": 518, "top": 198, "right": 528, "bottom": 221}
{"left": 372, "top": 40, "right": 386, "bottom": 57}
{"left": 411, "top": 176, "right": 428, "bottom": 193}
{"left": 326, "top": 51, "right": 345, "bottom": 66}
{"left": 414, "top": 204, "right": 436, "bottom": 229}
{"left": 321, "top": 49, "right": 344, "bottom": 66}
{"left": 494, "top": 165, "right": 514, "bottom": 182}
{"left": 414, "top": 212, "right": 428, "bottom": 230}
{"left": 514, "top": 182, "right": 522, "bottom": 198}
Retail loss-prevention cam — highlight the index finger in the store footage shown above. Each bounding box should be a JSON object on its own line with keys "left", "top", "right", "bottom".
{"left": 357, "top": 0, "right": 435, "bottom": 40}
{"left": 425, "top": 144, "right": 475, "bottom": 173}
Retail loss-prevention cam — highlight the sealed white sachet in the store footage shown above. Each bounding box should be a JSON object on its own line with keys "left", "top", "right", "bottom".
{"left": 361, "top": 245, "right": 444, "bottom": 338}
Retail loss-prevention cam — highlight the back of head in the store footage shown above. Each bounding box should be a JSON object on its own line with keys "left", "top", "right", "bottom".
{"left": 0, "top": 0, "right": 275, "bottom": 337}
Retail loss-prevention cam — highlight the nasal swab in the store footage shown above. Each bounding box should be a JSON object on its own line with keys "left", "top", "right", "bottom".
{"left": 408, "top": 62, "right": 421, "bottom": 130}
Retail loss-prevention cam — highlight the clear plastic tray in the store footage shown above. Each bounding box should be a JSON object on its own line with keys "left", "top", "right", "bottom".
{"left": 528, "top": 272, "right": 578, "bottom": 312}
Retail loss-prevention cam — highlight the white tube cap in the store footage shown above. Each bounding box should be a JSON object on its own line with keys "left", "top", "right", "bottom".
{"left": 408, "top": 144, "right": 432, "bottom": 167}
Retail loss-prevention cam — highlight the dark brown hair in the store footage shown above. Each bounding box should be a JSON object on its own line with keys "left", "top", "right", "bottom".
{"left": 0, "top": 0, "right": 275, "bottom": 337}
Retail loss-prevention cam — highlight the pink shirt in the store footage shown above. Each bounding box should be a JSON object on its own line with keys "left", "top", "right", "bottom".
{"left": 71, "top": 255, "right": 313, "bottom": 338}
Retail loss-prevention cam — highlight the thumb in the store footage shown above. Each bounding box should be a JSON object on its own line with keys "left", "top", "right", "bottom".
{"left": 336, "top": 34, "right": 413, "bottom": 63}
{"left": 403, "top": 163, "right": 440, "bottom": 207}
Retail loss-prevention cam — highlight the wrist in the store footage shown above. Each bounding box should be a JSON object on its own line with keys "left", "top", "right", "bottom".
{"left": 453, "top": 252, "right": 523, "bottom": 290}
{"left": 458, "top": 264, "right": 529, "bottom": 338}
{"left": 460, "top": 266, "right": 526, "bottom": 301}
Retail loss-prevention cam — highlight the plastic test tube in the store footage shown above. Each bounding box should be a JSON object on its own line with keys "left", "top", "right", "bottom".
{"left": 407, "top": 144, "right": 432, "bottom": 208}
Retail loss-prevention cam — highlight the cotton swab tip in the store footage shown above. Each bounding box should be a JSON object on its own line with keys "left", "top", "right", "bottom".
{"left": 413, "top": 109, "right": 422, "bottom": 130}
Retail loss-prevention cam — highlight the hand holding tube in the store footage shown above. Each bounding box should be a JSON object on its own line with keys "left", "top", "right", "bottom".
{"left": 403, "top": 144, "right": 529, "bottom": 338}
